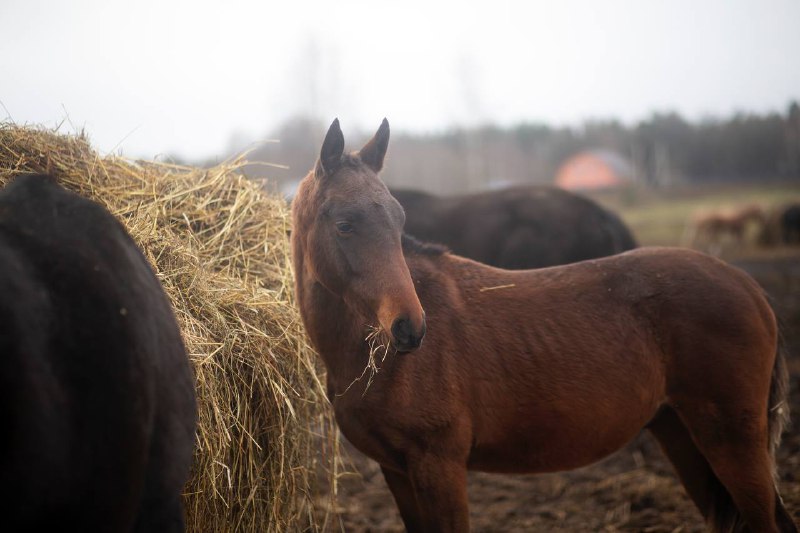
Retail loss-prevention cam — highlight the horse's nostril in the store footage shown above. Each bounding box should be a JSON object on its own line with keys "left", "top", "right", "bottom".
{"left": 391, "top": 315, "right": 425, "bottom": 352}
{"left": 391, "top": 316, "right": 412, "bottom": 342}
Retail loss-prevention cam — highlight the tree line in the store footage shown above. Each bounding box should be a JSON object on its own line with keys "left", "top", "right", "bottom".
{"left": 232, "top": 102, "right": 800, "bottom": 195}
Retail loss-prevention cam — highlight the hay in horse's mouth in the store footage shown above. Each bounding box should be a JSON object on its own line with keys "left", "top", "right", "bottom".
{"left": 338, "top": 325, "right": 395, "bottom": 398}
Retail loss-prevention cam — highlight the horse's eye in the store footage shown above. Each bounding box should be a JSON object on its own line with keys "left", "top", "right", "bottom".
{"left": 335, "top": 221, "right": 354, "bottom": 234}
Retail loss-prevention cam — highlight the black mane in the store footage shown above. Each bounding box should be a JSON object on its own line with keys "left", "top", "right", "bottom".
{"left": 402, "top": 233, "right": 448, "bottom": 256}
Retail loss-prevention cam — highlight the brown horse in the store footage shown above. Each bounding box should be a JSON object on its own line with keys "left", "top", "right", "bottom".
{"left": 390, "top": 185, "right": 637, "bottom": 269}
{"left": 687, "top": 204, "right": 766, "bottom": 251}
{"left": 292, "top": 119, "right": 797, "bottom": 532}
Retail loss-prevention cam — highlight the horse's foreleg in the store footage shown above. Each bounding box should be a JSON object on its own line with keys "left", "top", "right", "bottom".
{"left": 381, "top": 465, "right": 424, "bottom": 532}
{"left": 406, "top": 455, "right": 469, "bottom": 532}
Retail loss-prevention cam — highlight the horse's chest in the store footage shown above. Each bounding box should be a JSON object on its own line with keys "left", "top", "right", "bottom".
{"left": 332, "top": 398, "right": 406, "bottom": 468}
{"left": 328, "top": 363, "right": 459, "bottom": 468}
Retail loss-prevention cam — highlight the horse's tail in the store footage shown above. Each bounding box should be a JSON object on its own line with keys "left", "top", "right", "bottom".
{"left": 766, "top": 332, "right": 797, "bottom": 532}
{"left": 768, "top": 331, "right": 790, "bottom": 470}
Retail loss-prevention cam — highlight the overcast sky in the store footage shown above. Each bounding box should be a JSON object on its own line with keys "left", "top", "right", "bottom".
{"left": 1, "top": 0, "right": 798, "bottom": 160}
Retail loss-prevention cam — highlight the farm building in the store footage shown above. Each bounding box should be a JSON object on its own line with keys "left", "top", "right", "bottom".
{"left": 555, "top": 149, "right": 634, "bottom": 191}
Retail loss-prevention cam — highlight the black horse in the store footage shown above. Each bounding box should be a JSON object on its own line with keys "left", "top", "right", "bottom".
{"left": 0, "top": 174, "right": 197, "bottom": 532}
{"left": 782, "top": 203, "right": 800, "bottom": 245}
{"left": 758, "top": 202, "right": 800, "bottom": 247}
{"left": 391, "top": 186, "right": 637, "bottom": 269}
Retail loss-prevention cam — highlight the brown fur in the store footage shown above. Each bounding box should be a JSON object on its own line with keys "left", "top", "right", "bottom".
{"left": 689, "top": 204, "right": 766, "bottom": 248}
{"left": 292, "top": 120, "right": 797, "bottom": 532}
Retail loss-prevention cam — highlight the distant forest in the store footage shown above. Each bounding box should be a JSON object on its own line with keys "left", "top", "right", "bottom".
{"left": 226, "top": 102, "right": 800, "bottom": 195}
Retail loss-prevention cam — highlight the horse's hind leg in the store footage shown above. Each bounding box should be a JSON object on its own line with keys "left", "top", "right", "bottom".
{"left": 647, "top": 406, "right": 719, "bottom": 521}
{"left": 676, "top": 400, "right": 789, "bottom": 532}
{"left": 650, "top": 405, "right": 795, "bottom": 532}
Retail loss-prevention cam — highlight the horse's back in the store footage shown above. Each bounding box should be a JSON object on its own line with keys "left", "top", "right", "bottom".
{"left": 414, "top": 245, "right": 774, "bottom": 368}
{"left": 549, "top": 246, "right": 774, "bottom": 341}
{"left": 0, "top": 175, "right": 196, "bottom": 531}
{"left": 537, "top": 247, "right": 778, "bottom": 395}
{"left": 496, "top": 186, "right": 637, "bottom": 264}
{"left": 610, "top": 247, "right": 772, "bottom": 321}
{"left": 394, "top": 186, "right": 637, "bottom": 269}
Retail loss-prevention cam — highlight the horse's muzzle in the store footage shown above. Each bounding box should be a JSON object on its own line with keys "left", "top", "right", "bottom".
{"left": 391, "top": 314, "right": 426, "bottom": 352}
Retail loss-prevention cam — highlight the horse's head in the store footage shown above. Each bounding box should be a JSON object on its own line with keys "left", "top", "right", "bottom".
{"left": 293, "top": 118, "right": 426, "bottom": 352}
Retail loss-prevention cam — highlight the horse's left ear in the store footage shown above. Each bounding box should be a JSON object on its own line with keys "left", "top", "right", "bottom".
{"left": 317, "top": 118, "right": 345, "bottom": 178}
{"left": 358, "top": 118, "right": 390, "bottom": 173}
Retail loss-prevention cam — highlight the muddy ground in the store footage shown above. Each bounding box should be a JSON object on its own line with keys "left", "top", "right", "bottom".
{"left": 315, "top": 250, "right": 800, "bottom": 532}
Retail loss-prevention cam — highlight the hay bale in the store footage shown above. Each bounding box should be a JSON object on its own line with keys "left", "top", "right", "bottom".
{"left": 0, "top": 123, "right": 338, "bottom": 532}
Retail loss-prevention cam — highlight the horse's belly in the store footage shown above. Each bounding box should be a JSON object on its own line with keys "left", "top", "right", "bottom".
{"left": 467, "top": 404, "right": 658, "bottom": 474}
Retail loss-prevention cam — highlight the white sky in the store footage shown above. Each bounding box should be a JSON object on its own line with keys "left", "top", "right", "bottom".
{"left": 1, "top": 0, "right": 798, "bottom": 160}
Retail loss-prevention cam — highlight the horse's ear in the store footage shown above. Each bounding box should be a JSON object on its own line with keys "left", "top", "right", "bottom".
{"left": 358, "top": 118, "right": 390, "bottom": 173}
{"left": 317, "top": 118, "right": 345, "bottom": 178}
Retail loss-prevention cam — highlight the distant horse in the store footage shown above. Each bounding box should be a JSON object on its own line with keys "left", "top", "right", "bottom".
{"left": 292, "top": 120, "right": 797, "bottom": 532}
{"left": 0, "top": 174, "right": 197, "bottom": 532}
{"left": 390, "top": 186, "right": 637, "bottom": 269}
{"left": 760, "top": 203, "right": 800, "bottom": 246}
{"left": 782, "top": 204, "right": 800, "bottom": 244}
{"left": 687, "top": 204, "right": 766, "bottom": 251}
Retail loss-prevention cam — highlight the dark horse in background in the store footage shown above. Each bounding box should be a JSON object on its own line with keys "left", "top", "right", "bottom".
{"left": 0, "top": 175, "right": 197, "bottom": 532}
{"left": 784, "top": 204, "right": 800, "bottom": 244}
{"left": 391, "top": 185, "right": 637, "bottom": 269}
{"left": 776, "top": 203, "right": 800, "bottom": 245}
{"left": 758, "top": 203, "right": 800, "bottom": 247}
{"left": 292, "top": 119, "right": 797, "bottom": 532}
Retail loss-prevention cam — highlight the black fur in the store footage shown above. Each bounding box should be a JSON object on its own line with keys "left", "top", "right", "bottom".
{"left": 782, "top": 204, "right": 800, "bottom": 244}
{"left": 401, "top": 232, "right": 448, "bottom": 256}
{"left": 392, "top": 186, "right": 637, "bottom": 269}
{"left": 0, "top": 174, "right": 197, "bottom": 532}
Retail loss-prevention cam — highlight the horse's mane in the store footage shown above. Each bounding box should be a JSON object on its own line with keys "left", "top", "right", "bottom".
{"left": 315, "top": 153, "right": 366, "bottom": 178}
{"left": 340, "top": 153, "right": 363, "bottom": 169}
{"left": 402, "top": 233, "right": 448, "bottom": 256}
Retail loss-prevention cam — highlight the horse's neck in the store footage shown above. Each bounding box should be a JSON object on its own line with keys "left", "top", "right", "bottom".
{"left": 296, "top": 271, "right": 371, "bottom": 396}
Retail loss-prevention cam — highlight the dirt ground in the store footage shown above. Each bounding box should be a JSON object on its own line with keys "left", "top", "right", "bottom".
{"left": 315, "top": 248, "right": 800, "bottom": 532}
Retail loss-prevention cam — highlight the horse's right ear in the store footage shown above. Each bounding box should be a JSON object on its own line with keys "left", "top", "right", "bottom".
{"left": 316, "top": 118, "right": 345, "bottom": 178}
{"left": 358, "top": 118, "right": 390, "bottom": 173}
